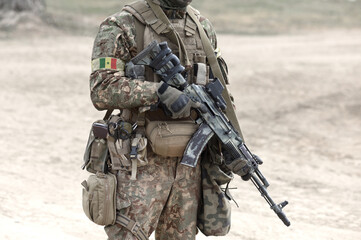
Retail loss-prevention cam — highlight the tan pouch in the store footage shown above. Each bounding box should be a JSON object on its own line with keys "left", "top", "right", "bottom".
{"left": 107, "top": 134, "right": 149, "bottom": 170}
{"left": 81, "top": 172, "right": 117, "bottom": 226}
{"left": 145, "top": 120, "right": 198, "bottom": 157}
{"left": 83, "top": 120, "right": 109, "bottom": 174}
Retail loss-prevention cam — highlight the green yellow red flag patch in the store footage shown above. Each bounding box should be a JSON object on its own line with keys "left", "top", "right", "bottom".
{"left": 91, "top": 57, "right": 125, "bottom": 72}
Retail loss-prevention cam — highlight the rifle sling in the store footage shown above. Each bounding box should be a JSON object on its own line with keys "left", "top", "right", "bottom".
{"left": 186, "top": 7, "right": 244, "bottom": 139}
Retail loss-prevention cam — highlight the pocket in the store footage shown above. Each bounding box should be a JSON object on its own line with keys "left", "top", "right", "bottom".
{"left": 88, "top": 138, "right": 108, "bottom": 173}
{"left": 145, "top": 120, "right": 198, "bottom": 157}
{"left": 197, "top": 161, "right": 233, "bottom": 236}
{"left": 116, "top": 191, "right": 131, "bottom": 211}
{"left": 81, "top": 172, "right": 117, "bottom": 226}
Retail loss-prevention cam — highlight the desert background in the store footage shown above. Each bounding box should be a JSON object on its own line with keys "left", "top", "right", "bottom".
{"left": 0, "top": 0, "right": 360, "bottom": 239}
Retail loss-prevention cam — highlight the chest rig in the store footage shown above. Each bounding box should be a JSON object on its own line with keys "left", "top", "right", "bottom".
{"left": 124, "top": 0, "right": 243, "bottom": 136}
{"left": 123, "top": 0, "right": 210, "bottom": 86}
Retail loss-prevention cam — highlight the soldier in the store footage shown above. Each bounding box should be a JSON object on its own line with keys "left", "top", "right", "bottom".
{"left": 89, "top": 0, "right": 250, "bottom": 239}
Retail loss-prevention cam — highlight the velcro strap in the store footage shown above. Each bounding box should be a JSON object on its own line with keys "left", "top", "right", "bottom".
{"left": 91, "top": 57, "right": 125, "bottom": 72}
{"left": 150, "top": 19, "right": 169, "bottom": 35}
{"left": 185, "top": 15, "right": 197, "bottom": 36}
{"left": 128, "top": 1, "right": 150, "bottom": 14}
{"left": 116, "top": 214, "right": 149, "bottom": 240}
{"left": 158, "top": 82, "right": 169, "bottom": 94}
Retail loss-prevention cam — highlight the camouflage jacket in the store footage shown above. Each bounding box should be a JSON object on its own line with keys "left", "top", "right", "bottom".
{"left": 90, "top": 4, "right": 218, "bottom": 111}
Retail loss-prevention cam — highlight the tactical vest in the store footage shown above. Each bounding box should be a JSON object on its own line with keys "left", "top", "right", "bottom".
{"left": 123, "top": 0, "right": 243, "bottom": 137}
{"left": 123, "top": 0, "right": 210, "bottom": 86}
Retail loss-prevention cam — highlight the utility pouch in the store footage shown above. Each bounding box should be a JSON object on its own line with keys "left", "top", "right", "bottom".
{"left": 197, "top": 141, "right": 233, "bottom": 236}
{"left": 83, "top": 120, "right": 109, "bottom": 174}
{"left": 145, "top": 120, "right": 198, "bottom": 157}
{"left": 107, "top": 115, "right": 148, "bottom": 171}
{"left": 81, "top": 172, "right": 117, "bottom": 226}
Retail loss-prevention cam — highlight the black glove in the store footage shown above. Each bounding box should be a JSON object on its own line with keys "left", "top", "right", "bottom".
{"left": 157, "top": 83, "right": 201, "bottom": 119}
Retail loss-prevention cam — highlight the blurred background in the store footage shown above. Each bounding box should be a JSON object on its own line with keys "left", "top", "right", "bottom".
{"left": 0, "top": 0, "right": 360, "bottom": 239}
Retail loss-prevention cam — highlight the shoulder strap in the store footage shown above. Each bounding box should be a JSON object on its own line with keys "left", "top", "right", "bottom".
{"left": 187, "top": 7, "right": 244, "bottom": 138}
{"left": 123, "top": 1, "right": 169, "bottom": 36}
{"left": 103, "top": 109, "right": 114, "bottom": 121}
{"left": 134, "top": 16, "right": 146, "bottom": 51}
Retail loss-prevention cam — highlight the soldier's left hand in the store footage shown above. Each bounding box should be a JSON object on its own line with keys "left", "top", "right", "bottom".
{"left": 225, "top": 158, "right": 252, "bottom": 181}
{"left": 157, "top": 82, "right": 202, "bottom": 119}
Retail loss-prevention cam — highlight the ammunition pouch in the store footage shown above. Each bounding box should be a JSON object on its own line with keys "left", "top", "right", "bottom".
{"left": 145, "top": 120, "right": 198, "bottom": 157}
{"left": 83, "top": 120, "right": 109, "bottom": 174}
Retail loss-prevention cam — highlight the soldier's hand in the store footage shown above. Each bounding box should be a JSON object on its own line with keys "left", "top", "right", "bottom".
{"left": 157, "top": 82, "right": 201, "bottom": 119}
{"left": 225, "top": 158, "right": 252, "bottom": 181}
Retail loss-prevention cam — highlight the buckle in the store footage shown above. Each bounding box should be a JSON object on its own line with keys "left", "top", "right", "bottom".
{"left": 130, "top": 222, "right": 140, "bottom": 234}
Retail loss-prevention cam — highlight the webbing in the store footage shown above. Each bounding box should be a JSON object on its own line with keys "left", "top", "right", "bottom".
{"left": 145, "top": 0, "right": 191, "bottom": 68}
{"left": 116, "top": 214, "right": 149, "bottom": 240}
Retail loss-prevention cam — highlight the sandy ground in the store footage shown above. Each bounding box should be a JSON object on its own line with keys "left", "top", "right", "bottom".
{"left": 0, "top": 29, "right": 360, "bottom": 240}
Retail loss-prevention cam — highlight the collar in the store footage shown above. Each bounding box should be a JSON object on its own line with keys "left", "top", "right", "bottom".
{"left": 162, "top": 8, "right": 186, "bottom": 19}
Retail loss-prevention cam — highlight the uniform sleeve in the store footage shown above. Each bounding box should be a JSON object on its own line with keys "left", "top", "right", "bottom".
{"left": 199, "top": 17, "right": 217, "bottom": 50}
{"left": 90, "top": 11, "right": 159, "bottom": 110}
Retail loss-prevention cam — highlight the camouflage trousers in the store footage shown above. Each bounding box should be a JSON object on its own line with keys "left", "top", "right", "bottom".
{"left": 105, "top": 150, "right": 201, "bottom": 240}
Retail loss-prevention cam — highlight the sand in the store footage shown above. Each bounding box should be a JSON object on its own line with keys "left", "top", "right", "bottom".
{"left": 0, "top": 29, "right": 360, "bottom": 239}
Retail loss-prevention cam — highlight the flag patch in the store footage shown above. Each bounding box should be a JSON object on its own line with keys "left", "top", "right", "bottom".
{"left": 91, "top": 57, "right": 125, "bottom": 72}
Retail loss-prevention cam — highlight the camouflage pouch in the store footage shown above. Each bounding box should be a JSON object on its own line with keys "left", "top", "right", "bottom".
{"left": 82, "top": 120, "right": 109, "bottom": 174}
{"left": 81, "top": 172, "right": 117, "bottom": 226}
{"left": 197, "top": 140, "right": 233, "bottom": 236}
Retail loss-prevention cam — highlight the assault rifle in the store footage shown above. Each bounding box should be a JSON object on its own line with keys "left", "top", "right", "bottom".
{"left": 127, "top": 41, "right": 290, "bottom": 227}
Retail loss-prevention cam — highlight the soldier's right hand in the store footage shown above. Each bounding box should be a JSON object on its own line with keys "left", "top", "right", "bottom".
{"left": 157, "top": 82, "right": 201, "bottom": 119}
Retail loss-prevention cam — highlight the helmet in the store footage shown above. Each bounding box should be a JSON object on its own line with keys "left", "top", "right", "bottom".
{"left": 158, "top": 0, "right": 192, "bottom": 9}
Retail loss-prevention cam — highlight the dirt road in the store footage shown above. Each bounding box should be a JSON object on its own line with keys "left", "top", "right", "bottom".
{"left": 0, "top": 30, "right": 360, "bottom": 239}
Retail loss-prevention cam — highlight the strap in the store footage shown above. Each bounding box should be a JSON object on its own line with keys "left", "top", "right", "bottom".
{"left": 103, "top": 109, "right": 114, "bottom": 121}
{"left": 186, "top": 7, "right": 244, "bottom": 139}
{"left": 116, "top": 214, "right": 149, "bottom": 240}
{"left": 145, "top": 0, "right": 191, "bottom": 68}
{"left": 130, "top": 133, "right": 142, "bottom": 180}
{"left": 134, "top": 18, "right": 146, "bottom": 51}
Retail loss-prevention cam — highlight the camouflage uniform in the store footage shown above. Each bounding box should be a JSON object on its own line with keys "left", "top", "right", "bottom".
{"left": 90, "top": 1, "right": 222, "bottom": 239}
